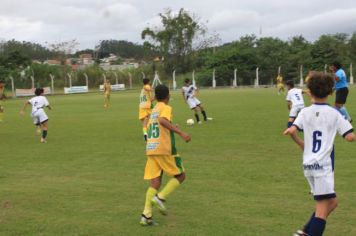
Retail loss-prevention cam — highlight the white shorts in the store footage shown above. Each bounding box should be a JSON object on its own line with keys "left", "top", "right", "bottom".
{"left": 187, "top": 97, "right": 201, "bottom": 109}
{"left": 306, "top": 172, "right": 336, "bottom": 201}
{"left": 31, "top": 109, "right": 48, "bottom": 125}
{"left": 289, "top": 105, "right": 304, "bottom": 118}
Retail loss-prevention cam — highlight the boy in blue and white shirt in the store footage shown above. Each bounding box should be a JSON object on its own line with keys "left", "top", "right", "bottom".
{"left": 285, "top": 80, "right": 305, "bottom": 127}
{"left": 284, "top": 72, "right": 355, "bottom": 236}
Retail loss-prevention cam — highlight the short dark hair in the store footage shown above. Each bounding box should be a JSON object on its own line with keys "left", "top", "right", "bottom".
{"left": 184, "top": 78, "right": 190, "bottom": 84}
{"left": 307, "top": 72, "right": 334, "bottom": 99}
{"left": 143, "top": 78, "right": 150, "bottom": 85}
{"left": 35, "top": 88, "right": 44, "bottom": 96}
{"left": 155, "top": 84, "right": 169, "bottom": 101}
{"left": 332, "top": 61, "right": 342, "bottom": 70}
{"left": 285, "top": 80, "right": 294, "bottom": 88}
{"left": 0, "top": 80, "right": 5, "bottom": 84}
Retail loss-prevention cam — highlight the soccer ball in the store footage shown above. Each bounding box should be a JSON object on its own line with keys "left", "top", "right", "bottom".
{"left": 186, "top": 119, "right": 194, "bottom": 126}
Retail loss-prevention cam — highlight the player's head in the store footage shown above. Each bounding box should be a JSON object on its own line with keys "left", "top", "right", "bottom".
{"left": 331, "top": 61, "right": 342, "bottom": 72}
{"left": 143, "top": 78, "right": 150, "bottom": 85}
{"left": 106, "top": 79, "right": 110, "bottom": 84}
{"left": 155, "top": 84, "right": 170, "bottom": 102}
{"left": 184, "top": 78, "right": 191, "bottom": 85}
{"left": 307, "top": 72, "right": 334, "bottom": 99}
{"left": 35, "top": 88, "right": 44, "bottom": 96}
{"left": 285, "top": 80, "right": 294, "bottom": 89}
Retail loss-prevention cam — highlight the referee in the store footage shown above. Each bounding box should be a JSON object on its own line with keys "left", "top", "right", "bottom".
{"left": 331, "top": 61, "right": 352, "bottom": 122}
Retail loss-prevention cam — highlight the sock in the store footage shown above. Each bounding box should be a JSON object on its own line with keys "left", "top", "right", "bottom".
{"left": 303, "top": 212, "right": 315, "bottom": 234}
{"left": 42, "top": 130, "right": 48, "bottom": 139}
{"left": 287, "top": 121, "right": 293, "bottom": 128}
{"left": 157, "top": 178, "right": 180, "bottom": 200}
{"left": 195, "top": 114, "right": 200, "bottom": 122}
{"left": 309, "top": 217, "right": 326, "bottom": 236}
{"left": 142, "top": 187, "right": 157, "bottom": 218}
{"left": 201, "top": 110, "right": 207, "bottom": 121}
{"left": 143, "top": 127, "right": 147, "bottom": 135}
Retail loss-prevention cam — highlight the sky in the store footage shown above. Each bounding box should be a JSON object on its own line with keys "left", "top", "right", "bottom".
{"left": 1, "top": 0, "right": 356, "bottom": 50}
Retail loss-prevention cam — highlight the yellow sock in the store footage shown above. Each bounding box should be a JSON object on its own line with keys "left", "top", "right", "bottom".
{"left": 143, "top": 127, "right": 147, "bottom": 135}
{"left": 158, "top": 178, "right": 180, "bottom": 200}
{"left": 143, "top": 187, "right": 157, "bottom": 218}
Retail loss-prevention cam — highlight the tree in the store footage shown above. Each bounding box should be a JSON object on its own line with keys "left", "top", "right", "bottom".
{"left": 141, "top": 8, "right": 215, "bottom": 73}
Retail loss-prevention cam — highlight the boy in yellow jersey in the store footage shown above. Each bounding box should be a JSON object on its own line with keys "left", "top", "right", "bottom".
{"left": 139, "top": 78, "right": 154, "bottom": 141}
{"left": 276, "top": 74, "right": 285, "bottom": 95}
{"left": 0, "top": 80, "right": 6, "bottom": 122}
{"left": 140, "top": 84, "right": 191, "bottom": 226}
{"left": 103, "top": 79, "right": 112, "bottom": 108}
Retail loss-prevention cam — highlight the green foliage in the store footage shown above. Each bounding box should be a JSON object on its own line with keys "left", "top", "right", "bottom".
{"left": 96, "top": 40, "right": 150, "bottom": 59}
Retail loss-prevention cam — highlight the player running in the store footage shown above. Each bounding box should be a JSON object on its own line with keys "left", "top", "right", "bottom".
{"left": 284, "top": 72, "right": 355, "bottom": 236}
{"left": 140, "top": 84, "right": 191, "bottom": 226}
{"left": 0, "top": 80, "right": 7, "bottom": 122}
{"left": 330, "top": 61, "right": 352, "bottom": 122}
{"left": 103, "top": 79, "right": 112, "bottom": 108}
{"left": 139, "top": 78, "right": 154, "bottom": 141}
{"left": 182, "top": 79, "right": 212, "bottom": 124}
{"left": 276, "top": 73, "right": 285, "bottom": 95}
{"left": 285, "top": 80, "right": 305, "bottom": 128}
{"left": 20, "top": 88, "right": 52, "bottom": 143}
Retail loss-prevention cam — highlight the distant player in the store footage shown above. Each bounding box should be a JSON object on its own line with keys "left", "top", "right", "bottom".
{"left": 20, "top": 88, "right": 52, "bottom": 143}
{"left": 276, "top": 74, "right": 285, "bottom": 95}
{"left": 0, "top": 80, "right": 7, "bottom": 122}
{"left": 182, "top": 79, "right": 211, "bottom": 124}
{"left": 285, "top": 80, "right": 305, "bottom": 127}
{"left": 139, "top": 78, "right": 154, "bottom": 141}
{"left": 284, "top": 72, "right": 355, "bottom": 236}
{"left": 103, "top": 79, "right": 112, "bottom": 108}
{"left": 140, "top": 84, "right": 191, "bottom": 226}
{"left": 330, "top": 61, "right": 352, "bottom": 122}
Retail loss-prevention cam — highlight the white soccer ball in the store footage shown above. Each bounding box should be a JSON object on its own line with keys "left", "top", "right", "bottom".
{"left": 186, "top": 119, "right": 195, "bottom": 126}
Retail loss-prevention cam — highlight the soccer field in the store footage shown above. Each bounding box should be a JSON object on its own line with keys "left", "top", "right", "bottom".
{"left": 1, "top": 88, "right": 356, "bottom": 235}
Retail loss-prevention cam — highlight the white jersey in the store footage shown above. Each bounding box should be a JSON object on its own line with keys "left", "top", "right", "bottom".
{"left": 182, "top": 85, "right": 197, "bottom": 100}
{"left": 286, "top": 88, "right": 304, "bottom": 107}
{"left": 293, "top": 104, "right": 353, "bottom": 177}
{"left": 28, "top": 96, "right": 49, "bottom": 114}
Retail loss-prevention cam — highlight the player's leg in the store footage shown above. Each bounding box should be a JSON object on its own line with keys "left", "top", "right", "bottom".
{"left": 40, "top": 120, "right": 48, "bottom": 143}
{"left": 0, "top": 104, "right": 4, "bottom": 122}
{"left": 152, "top": 155, "right": 185, "bottom": 214}
{"left": 141, "top": 116, "right": 149, "bottom": 141}
{"left": 335, "top": 88, "right": 351, "bottom": 121}
{"left": 306, "top": 174, "right": 337, "bottom": 236}
{"left": 192, "top": 107, "right": 201, "bottom": 124}
{"left": 141, "top": 157, "right": 162, "bottom": 225}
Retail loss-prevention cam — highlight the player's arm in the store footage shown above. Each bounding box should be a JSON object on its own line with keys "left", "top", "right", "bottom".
{"left": 181, "top": 90, "right": 187, "bottom": 102}
{"left": 158, "top": 117, "right": 191, "bottom": 142}
{"left": 287, "top": 101, "right": 291, "bottom": 110}
{"left": 20, "top": 101, "right": 30, "bottom": 116}
{"left": 283, "top": 126, "right": 304, "bottom": 150}
{"left": 344, "top": 132, "right": 355, "bottom": 142}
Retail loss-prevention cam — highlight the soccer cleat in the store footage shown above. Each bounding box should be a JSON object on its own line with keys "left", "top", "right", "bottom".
{"left": 139, "top": 214, "right": 156, "bottom": 226}
{"left": 151, "top": 195, "right": 167, "bottom": 215}
{"left": 293, "top": 230, "right": 308, "bottom": 236}
{"left": 197, "top": 121, "right": 202, "bottom": 124}
{"left": 40, "top": 138, "right": 47, "bottom": 143}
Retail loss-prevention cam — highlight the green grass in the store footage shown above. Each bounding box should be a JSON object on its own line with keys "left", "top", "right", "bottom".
{"left": 1, "top": 87, "right": 356, "bottom": 236}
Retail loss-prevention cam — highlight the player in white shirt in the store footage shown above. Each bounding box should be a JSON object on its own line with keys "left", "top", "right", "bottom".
{"left": 182, "top": 79, "right": 211, "bottom": 124}
{"left": 20, "top": 88, "right": 52, "bottom": 143}
{"left": 285, "top": 80, "right": 305, "bottom": 128}
{"left": 284, "top": 72, "right": 355, "bottom": 236}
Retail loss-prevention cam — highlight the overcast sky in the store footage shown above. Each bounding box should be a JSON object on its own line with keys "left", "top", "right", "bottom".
{"left": 1, "top": 0, "right": 356, "bottom": 49}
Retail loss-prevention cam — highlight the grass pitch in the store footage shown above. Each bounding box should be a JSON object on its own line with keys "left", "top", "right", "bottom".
{"left": 1, "top": 87, "right": 356, "bottom": 235}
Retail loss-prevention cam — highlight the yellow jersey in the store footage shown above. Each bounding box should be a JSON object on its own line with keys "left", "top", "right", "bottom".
{"left": 104, "top": 82, "right": 111, "bottom": 95}
{"left": 146, "top": 102, "right": 177, "bottom": 156}
{"left": 276, "top": 75, "right": 283, "bottom": 84}
{"left": 139, "top": 85, "right": 152, "bottom": 109}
